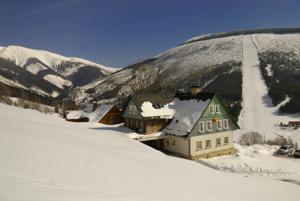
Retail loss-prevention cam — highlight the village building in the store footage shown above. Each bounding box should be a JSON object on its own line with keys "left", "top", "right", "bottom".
{"left": 124, "top": 86, "right": 239, "bottom": 159}
{"left": 162, "top": 91, "right": 239, "bottom": 159}
{"left": 97, "top": 105, "right": 122, "bottom": 125}
{"left": 66, "top": 104, "right": 122, "bottom": 124}
{"left": 122, "top": 94, "right": 174, "bottom": 134}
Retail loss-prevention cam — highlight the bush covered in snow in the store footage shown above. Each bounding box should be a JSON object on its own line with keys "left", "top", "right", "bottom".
{"left": 239, "top": 132, "right": 264, "bottom": 146}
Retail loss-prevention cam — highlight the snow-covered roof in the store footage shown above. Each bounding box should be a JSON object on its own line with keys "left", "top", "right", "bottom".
{"left": 66, "top": 104, "right": 114, "bottom": 122}
{"left": 131, "top": 94, "right": 174, "bottom": 119}
{"left": 93, "top": 105, "right": 114, "bottom": 122}
{"left": 140, "top": 101, "right": 175, "bottom": 118}
{"left": 164, "top": 97, "right": 211, "bottom": 136}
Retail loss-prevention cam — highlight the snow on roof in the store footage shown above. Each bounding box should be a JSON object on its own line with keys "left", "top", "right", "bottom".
{"left": 140, "top": 101, "right": 175, "bottom": 118}
{"left": 164, "top": 98, "right": 211, "bottom": 136}
{"left": 92, "top": 105, "right": 114, "bottom": 122}
{"left": 66, "top": 105, "right": 114, "bottom": 122}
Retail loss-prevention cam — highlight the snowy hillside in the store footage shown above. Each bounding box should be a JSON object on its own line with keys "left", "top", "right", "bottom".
{"left": 1, "top": 103, "right": 300, "bottom": 201}
{"left": 0, "top": 45, "right": 116, "bottom": 98}
{"left": 69, "top": 29, "right": 300, "bottom": 138}
{"left": 0, "top": 45, "right": 115, "bottom": 74}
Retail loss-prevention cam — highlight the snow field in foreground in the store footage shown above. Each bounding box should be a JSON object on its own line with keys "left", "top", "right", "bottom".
{"left": 1, "top": 104, "right": 300, "bottom": 201}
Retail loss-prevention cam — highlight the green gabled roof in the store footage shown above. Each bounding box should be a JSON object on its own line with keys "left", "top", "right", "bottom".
{"left": 165, "top": 92, "right": 240, "bottom": 137}
{"left": 214, "top": 93, "right": 240, "bottom": 129}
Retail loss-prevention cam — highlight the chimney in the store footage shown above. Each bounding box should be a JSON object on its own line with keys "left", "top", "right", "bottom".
{"left": 190, "top": 85, "right": 202, "bottom": 95}
{"left": 93, "top": 102, "right": 98, "bottom": 111}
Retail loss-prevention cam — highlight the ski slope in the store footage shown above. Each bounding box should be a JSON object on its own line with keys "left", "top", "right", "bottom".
{"left": 1, "top": 104, "right": 300, "bottom": 201}
{"left": 238, "top": 35, "right": 300, "bottom": 143}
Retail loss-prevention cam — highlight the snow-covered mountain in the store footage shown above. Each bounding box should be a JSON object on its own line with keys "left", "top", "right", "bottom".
{"left": 68, "top": 28, "right": 300, "bottom": 141}
{"left": 0, "top": 45, "right": 116, "bottom": 98}
{"left": 71, "top": 28, "right": 300, "bottom": 113}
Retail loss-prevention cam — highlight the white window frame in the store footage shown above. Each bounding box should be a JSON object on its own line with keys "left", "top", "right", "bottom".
{"left": 215, "top": 105, "right": 220, "bottom": 113}
{"left": 199, "top": 122, "right": 205, "bottom": 132}
{"left": 223, "top": 119, "right": 229, "bottom": 129}
{"left": 196, "top": 141, "right": 202, "bottom": 150}
{"left": 209, "top": 105, "right": 215, "bottom": 114}
{"left": 217, "top": 120, "right": 223, "bottom": 130}
{"left": 206, "top": 121, "right": 212, "bottom": 131}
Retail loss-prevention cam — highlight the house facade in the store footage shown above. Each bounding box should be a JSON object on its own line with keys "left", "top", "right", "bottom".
{"left": 163, "top": 92, "right": 239, "bottom": 159}
{"left": 123, "top": 94, "right": 174, "bottom": 134}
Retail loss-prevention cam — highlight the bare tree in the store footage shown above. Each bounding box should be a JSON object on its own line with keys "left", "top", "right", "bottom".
{"left": 127, "top": 65, "right": 158, "bottom": 93}
{"left": 240, "top": 132, "right": 263, "bottom": 146}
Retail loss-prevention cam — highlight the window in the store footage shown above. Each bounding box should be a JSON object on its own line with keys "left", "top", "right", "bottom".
{"left": 196, "top": 141, "right": 202, "bottom": 150}
{"left": 206, "top": 140, "right": 211, "bottom": 149}
{"left": 172, "top": 139, "right": 176, "bottom": 146}
{"left": 140, "top": 121, "right": 144, "bottom": 131}
{"left": 129, "top": 104, "right": 137, "bottom": 114}
{"left": 209, "top": 105, "right": 215, "bottom": 114}
{"left": 206, "top": 121, "right": 212, "bottom": 131}
{"left": 215, "top": 105, "right": 220, "bottom": 113}
{"left": 135, "top": 120, "right": 139, "bottom": 129}
{"left": 217, "top": 120, "right": 223, "bottom": 130}
{"left": 216, "top": 138, "right": 221, "bottom": 147}
{"left": 199, "top": 122, "right": 205, "bottom": 132}
{"left": 129, "top": 105, "right": 133, "bottom": 114}
{"left": 224, "top": 137, "right": 229, "bottom": 145}
{"left": 223, "top": 119, "right": 229, "bottom": 129}
{"left": 165, "top": 140, "right": 169, "bottom": 146}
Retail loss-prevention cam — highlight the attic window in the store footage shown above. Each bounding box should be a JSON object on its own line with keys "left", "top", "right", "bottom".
{"left": 175, "top": 120, "right": 179, "bottom": 123}
{"left": 215, "top": 105, "right": 220, "bottom": 113}
{"left": 209, "top": 105, "right": 215, "bottom": 114}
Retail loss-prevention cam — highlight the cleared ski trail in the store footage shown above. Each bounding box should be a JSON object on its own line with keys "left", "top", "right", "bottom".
{"left": 238, "top": 35, "right": 300, "bottom": 143}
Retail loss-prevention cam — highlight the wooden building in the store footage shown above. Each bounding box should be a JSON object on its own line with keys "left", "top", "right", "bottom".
{"left": 65, "top": 104, "right": 122, "bottom": 125}
{"left": 122, "top": 94, "right": 174, "bottom": 134}
{"left": 97, "top": 105, "right": 122, "bottom": 125}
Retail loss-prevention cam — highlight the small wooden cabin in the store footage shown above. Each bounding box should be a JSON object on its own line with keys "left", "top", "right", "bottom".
{"left": 97, "top": 105, "right": 122, "bottom": 125}
{"left": 122, "top": 94, "right": 174, "bottom": 134}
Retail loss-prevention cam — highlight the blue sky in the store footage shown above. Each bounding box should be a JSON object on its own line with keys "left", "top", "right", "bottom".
{"left": 1, "top": 0, "right": 300, "bottom": 67}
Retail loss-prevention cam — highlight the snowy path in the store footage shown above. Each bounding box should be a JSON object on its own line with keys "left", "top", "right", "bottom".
{"left": 238, "top": 35, "right": 300, "bottom": 143}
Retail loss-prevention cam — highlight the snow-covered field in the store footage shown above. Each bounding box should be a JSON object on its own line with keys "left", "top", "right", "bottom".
{"left": 202, "top": 144, "right": 300, "bottom": 177}
{"left": 1, "top": 103, "right": 300, "bottom": 201}
{"left": 238, "top": 35, "right": 300, "bottom": 144}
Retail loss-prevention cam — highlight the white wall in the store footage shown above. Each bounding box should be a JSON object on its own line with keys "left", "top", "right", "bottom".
{"left": 164, "top": 136, "right": 189, "bottom": 157}
{"left": 190, "top": 131, "right": 233, "bottom": 157}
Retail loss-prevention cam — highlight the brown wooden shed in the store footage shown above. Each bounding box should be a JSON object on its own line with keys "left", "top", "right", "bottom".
{"left": 97, "top": 105, "right": 123, "bottom": 125}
